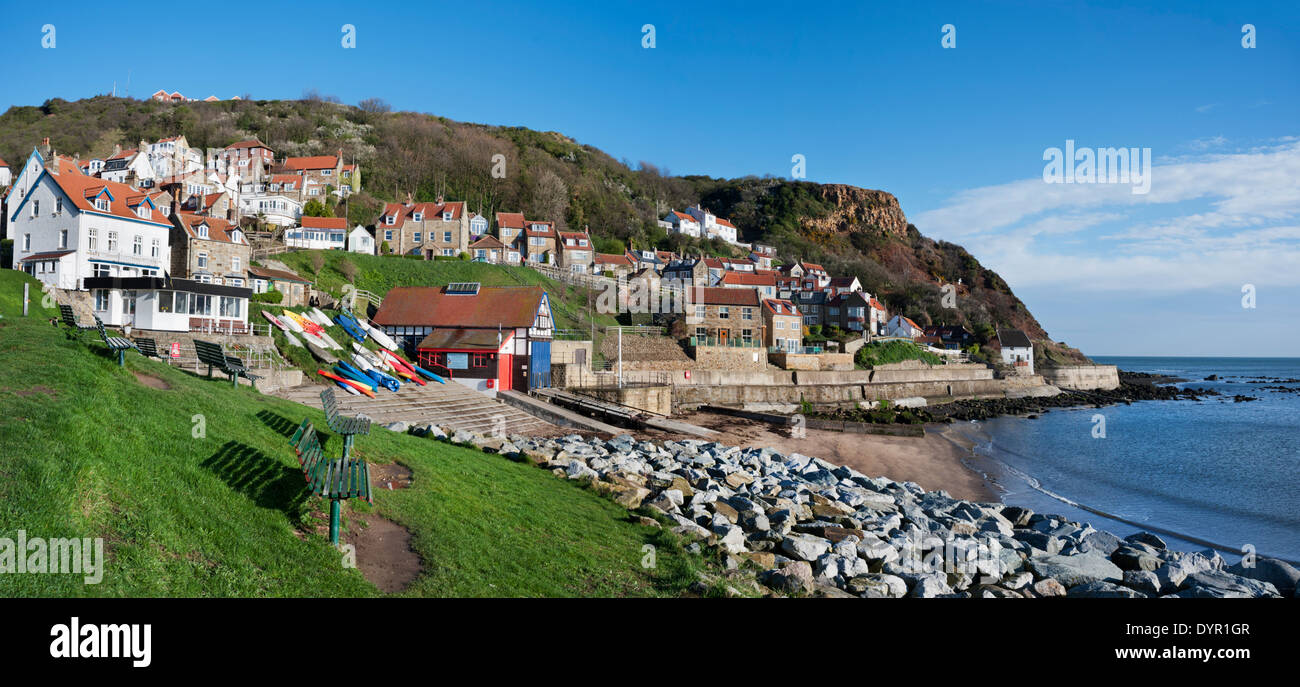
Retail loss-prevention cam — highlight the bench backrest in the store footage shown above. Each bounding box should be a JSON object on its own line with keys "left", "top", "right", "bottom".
{"left": 59, "top": 304, "right": 78, "bottom": 326}
{"left": 193, "top": 340, "right": 227, "bottom": 367}
{"left": 136, "top": 338, "right": 159, "bottom": 357}
{"left": 94, "top": 316, "right": 109, "bottom": 341}
{"left": 320, "top": 388, "right": 371, "bottom": 436}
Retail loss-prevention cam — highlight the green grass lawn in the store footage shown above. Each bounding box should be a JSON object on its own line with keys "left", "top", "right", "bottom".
{"left": 0, "top": 270, "right": 702, "bottom": 597}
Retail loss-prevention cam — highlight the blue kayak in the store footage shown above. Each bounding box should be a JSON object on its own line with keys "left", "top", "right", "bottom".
{"left": 333, "top": 313, "right": 367, "bottom": 343}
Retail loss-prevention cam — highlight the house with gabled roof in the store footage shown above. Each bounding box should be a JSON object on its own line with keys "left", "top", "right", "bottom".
{"left": 997, "top": 328, "right": 1034, "bottom": 374}
{"left": 762, "top": 298, "right": 803, "bottom": 352}
{"left": 375, "top": 284, "right": 554, "bottom": 393}
{"left": 718, "top": 270, "right": 776, "bottom": 298}
{"left": 469, "top": 234, "right": 506, "bottom": 263}
{"left": 886, "top": 314, "right": 926, "bottom": 339}
{"left": 0, "top": 157, "right": 11, "bottom": 188}
{"left": 558, "top": 230, "right": 594, "bottom": 273}
{"left": 593, "top": 251, "right": 635, "bottom": 278}
{"left": 169, "top": 213, "right": 250, "bottom": 286}
{"left": 679, "top": 286, "right": 764, "bottom": 346}
{"left": 217, "top": 139, "right": 274, "bottom": 184}
{"left": 8, "top": 145, "right": 251, "bottom": 333}
{"left": 663, "top": 209, "right": 701, "bottom": 238}
{"left": 286, "top": 216, "right": 348, "bottom": 250}
{"left": 376, "top": 196, "right": 469, "bottom": 257}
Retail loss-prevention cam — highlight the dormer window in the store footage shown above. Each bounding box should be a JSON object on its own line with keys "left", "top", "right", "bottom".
{"left": 386, "top": 215, "right": 395, "bottom": 225}
{"left": 137, "top": 205, "right": 150, "bottom": 219}
{"left": 413, "top": 213, "right": 423, "bottom": 222}
{"left": 230, "top": 229, "right": 242, "bottom": 243}
{"left": 197, "top": 224, "right": 209, "bottom": 239}
{"left": 95, "top": 198, "right": 109, "bottom": 212}
{"left": 442, "top": 212, "right": 452, "bottom": 221}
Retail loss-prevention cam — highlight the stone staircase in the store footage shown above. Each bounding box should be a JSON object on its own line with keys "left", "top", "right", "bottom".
{"left": 275, "top": 378, "right": 559, "bottom": 435}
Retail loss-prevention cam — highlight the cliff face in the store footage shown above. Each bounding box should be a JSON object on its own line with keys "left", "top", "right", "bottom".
{"left": 803, "top": 184, "right": 909, "bottom": 239}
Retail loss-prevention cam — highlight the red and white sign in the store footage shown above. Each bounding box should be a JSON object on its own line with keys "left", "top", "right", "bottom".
{"left": 684, "top": 370, "right": 691, "bottom": 380}
{"left": 170, "top": 342, "right": 181, "bottom": 358}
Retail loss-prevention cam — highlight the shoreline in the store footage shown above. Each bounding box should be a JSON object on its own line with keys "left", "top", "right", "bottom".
{"left": 672, "top": 411, "right": 998, "bottom": 502}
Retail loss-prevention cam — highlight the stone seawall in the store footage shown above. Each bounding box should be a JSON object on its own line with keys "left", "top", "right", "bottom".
{"left": 1039, "top": 365, "right": 1120, "bottom": 391}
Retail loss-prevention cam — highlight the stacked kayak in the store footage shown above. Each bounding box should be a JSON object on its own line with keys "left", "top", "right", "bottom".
{"left": 333, "top": 312, "right": 368, "bottom": 343}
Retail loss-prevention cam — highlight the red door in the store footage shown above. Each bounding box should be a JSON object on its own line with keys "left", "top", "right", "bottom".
{"left": 498, "top": 353, "right": 512, "bottom": 391}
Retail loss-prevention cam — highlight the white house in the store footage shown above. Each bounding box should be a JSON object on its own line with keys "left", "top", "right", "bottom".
{"left": 662, "top": 210, "right": 701, "bottom": 238}
{"left": 685, "top": 205, "right": 740, "bottom": 244}
{"left": 885, "top": 314, "right": 925, "bottom": 339}
{"left": 285, "top": 216, "right": 348, "bottom": 250}
{"left": 240, "top": 194, "right": 302, "bottom": 227}
{"left": 468, "top": 212, "right": 489, "bottom": 238}
{"left": 7, "top": 147, "right": 249, "bottom": 333}
{"left": 997, "top": 328, "right": 1035, "bottom": 375}
{"left": 0, "top": 157, "right": 11, "bottom": 188}
{"left": 347, "top": 225, "right": 376, "bottom": 255}
{"left": 100, "top": 147, "right": 155, "bottom": 186}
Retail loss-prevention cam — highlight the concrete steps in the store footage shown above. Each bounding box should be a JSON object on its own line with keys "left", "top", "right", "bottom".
{"left": 275, "top": 379, "right": 558, "bottom": 435}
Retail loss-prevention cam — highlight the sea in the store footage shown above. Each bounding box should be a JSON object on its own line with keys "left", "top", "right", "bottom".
{"left": 949, "top": 357, "right": 1300, "bottom": 563}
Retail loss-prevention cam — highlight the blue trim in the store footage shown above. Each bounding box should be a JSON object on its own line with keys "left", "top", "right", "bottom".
{"left": 90, "top": 258, "right": 163, "bottom": 270}
{"left": 7, "top": 169, "right": 170, "bottom": 228}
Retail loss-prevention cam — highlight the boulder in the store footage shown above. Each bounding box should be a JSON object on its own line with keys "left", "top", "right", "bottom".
{"left": 1155, "top": 552, "right": 1217, "bottom": 590}
{"left": 1111, "top": 545, "right": 1163, "bottom": 572}
{"left": 907, "top": 573, "right": 954, "bottom": 598}
{"left": 1226, "top": 558, "right": 1300, "bottom": 597}
{"left": 1027, "top": 551, "right": 1123, "bottom": 587}
{"left": 384, "top": 421, "right": 410, "bottom": 433}
{"left": 1030, "top": 578, "right": 1067, "bottom": 597}
{"left": 846, "top": 574, "right": 908, "bottom": 598}
{"left": 713, "top": 525, "right": 749, "bottom": 555}
{"left": 767, "top": 561, "right": 815, "bottom": 595}
{"left": 780, "top": 533, "right": 833, "bottom": 562}
{"left": 1001, "top": 506, "right": 1034, "bottom": 527}
{"left": 1124, "top": 531, "right": 1167, "bottom": 550}
{"left": 1067, "top": 581, "right": 1149, "bottom": 598}
{"left": 1179, "top": 570, "right": 1280, "bottom": 598}
{"left": 1121, "top": 570, "right": 1162, "bottom": 595}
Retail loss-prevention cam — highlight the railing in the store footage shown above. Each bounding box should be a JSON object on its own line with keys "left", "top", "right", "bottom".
{"left": 350, "top": 289, "right": 383, "bottom": 310}
{"left": 769, "top": 345, "right": 825, "bottom": 355}
{"left": 688, "top": 336, "right": 762, "bottom": 348}
{"left": 188, "top": 320, "right": 272, "bottom": 337}
{"left": 607, "top": 325, "right": 668, "bottom": 336}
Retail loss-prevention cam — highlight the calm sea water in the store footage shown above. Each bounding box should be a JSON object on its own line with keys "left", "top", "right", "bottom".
{"left": 951, "top": 357, "right": 1300, "bottom": 562}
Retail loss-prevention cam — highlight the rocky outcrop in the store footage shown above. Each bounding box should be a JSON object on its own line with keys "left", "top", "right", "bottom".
{"left": 802, "top": 185, "right": 910, "bottom": 239}
{"left": 410, "top": 424, "right": 1283, "bottom": 599}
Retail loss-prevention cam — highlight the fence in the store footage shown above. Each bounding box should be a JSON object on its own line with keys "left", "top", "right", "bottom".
{"left": 143, "top": 339, "right": 291, "bottom": 373}
{"left": 688, "top": 335, "right": 763, "bottom": 348}
{"left": 188, "top": 320, "right": 272, "bottom": 337}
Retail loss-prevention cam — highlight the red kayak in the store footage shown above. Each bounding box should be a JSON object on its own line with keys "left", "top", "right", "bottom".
{"left": 318, "top": 369, "right": 376, "bottom": 398}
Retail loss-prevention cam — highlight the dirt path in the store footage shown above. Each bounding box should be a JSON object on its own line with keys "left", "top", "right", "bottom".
{"left": 672, "top": 411, "right": 997, "bottom": 502}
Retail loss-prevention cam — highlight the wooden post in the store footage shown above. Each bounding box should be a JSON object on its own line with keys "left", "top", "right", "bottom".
{"left": 22, "top": 283, "right": 29, "bottom": 317}
{"left": 329, "top": 499, "right": 341, "bottom": 546}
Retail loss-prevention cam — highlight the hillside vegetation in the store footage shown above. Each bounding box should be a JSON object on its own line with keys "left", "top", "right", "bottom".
{"left": 0, "top": 95, "right": 1083, "bottom": 358}
{"left": 0, "top": 270, "right": 710, "bottom": 597}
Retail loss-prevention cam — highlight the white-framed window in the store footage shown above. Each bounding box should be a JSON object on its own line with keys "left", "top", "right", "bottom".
{"left": 718, "top": 306, "right": 730, "bottom": 319}
{"left": 442, "top": 212, "right": 452, "bottom": 221}
{"left": 93, "top": 263, "right": 110, "bottom": 278}
{"left": 443, "top": 231, "right": 452, "bottom": 243}
{"left": 695, "top": 304, "right": 705, "bottom": 319}
{"left": 137, "top": 205, "right": 150, "bottom": 219}
{"left": 133, "top": 235, "right": 143, "bottom": 255}
{"left": 232, "top": 256, "right": 241, "bottom": 272}
{"left": 107, "top": 232, "right": 118, "bottom": 252}
{"left": 321, "top": 169, "right": 332, "bottom": 176}
{"left": 197, "top": 252, "right": 208, "bottom": 268}
{"left": 95, "top": 197, "right": 109, "bottom": 212}
{"left": 775, "top": 320, "right": 785, "bottom": 330}
{"left": 57, "top": 230, "right": 67, "bottom": 249}
{"left": 151, "top": 239, "right": 160, "bottom": 258}
{"left": 94, "top": 290, "right": 110, "bottom": 311}
{"left": 55, "top": 198, "right": 62, "bottom": 214}
{"left": 413, "top": 213, "right": 422, "bottom": 222}
{"left": 197, "top": 224, "right": 209, "bottom": 239}
{"left": 386, "top": 215, "right": 395, "bottom": 225}
{"left": 413, "top": 232, "right": 422, "bottom": 243}
{"left": 32, "top": 200, "right": 39, "bottom": 217}
{"left": 441, "top": 249, "right": 455, "bottom": 256}
{"left": 384, "top": 230, "right": 393, "bottom": 240}
{"left": 88, "top": 228, "right": 98, "bottom": 250}
{"left": 742, "top": 308, "right": 753, "bottom": 320}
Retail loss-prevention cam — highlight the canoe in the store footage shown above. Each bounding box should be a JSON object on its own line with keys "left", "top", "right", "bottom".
{"left": 367, "top": 326, "right": 400, "bottom": 352}
{"left": 280, "top": 311, "right": 304, "bottom": 333}
{"left": 282, "top": 330, "right": 304, "bottom": 348}
{"left": 310, "top": 307, "right": 333, "bottom": 327}
{"left": 318, "top": 332, "right": 344, "bottom": 350}
{"left": 333, "top": 364, "right": 378, "bottom": 392}
{"left": 334, "top": 314, "right": 367, "bottom": 343}
{"left": 261, "top": 311, "right": 289, "bottom": 331}
{"left": 305, "top": 341, "right": 337, "bottom": 365}
{"left": 285, "top": 310, "right": 324, "bottom": 336}
{"left": 319, "top": 369, "right": 375, "bottom": 398}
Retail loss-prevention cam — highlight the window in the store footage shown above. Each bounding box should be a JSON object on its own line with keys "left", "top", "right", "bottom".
{"left": 530, "top": 236, "right": 545, "bottom": 246}
{"left": 695, "top": 304, "right": 705, "bottom": 319}
{"left": 197, "top": 224, "right": 209, "bottom": 239}
{"left": 386, "top": 215, "right": 395, "bottom": 225}
{"left": 718, "top": 306, "right": 730, "bottom": 319}
{"left": 197, "top": 252, "right": 208, "bottom": 269}
{"left": 384, "top": 230, "right": 393, "bottom": 241}
{"left": 32, "top": 200, "right": 39, "bottom": 217}
{"left": 742, "top": 329, "right": 753, "bottom": 342}
{"left": 58, "top": 230, "right": 68, "bottom": 249}
{"left": 442, "top": 212, "right": 452, "bottom": 221}
{"left": 219, "top": 297, "right": 242, "bottom": 318}
{"left": 443, "top": 231, "right": 452, "bottom": 243}
{"left": 94, "top": 290, "right": 110, "bottom": 311}
{"left": 95, "top": 197, "right": 109, "bottom": 212}
{"left": 232, "top": 257, "right": 241, "bottom": 272}
{"left": 93, "top": 263, "right": 110, "bottom": 278}
{"left": 133, "top": 235, "right": 143, "bottom": 255}
{"left": 441, "top": 249, "right": 455, "bottom": 256}
{"left": 742, "top": 308, "right": 753, "bottom": 320}
{"left": 88, "top": 229, "right": 98, "bottom": 251}
{"left": 776, "top": 320, "right": 785, "bottom": 330}
{"left": 56, "top": 198, "right": 63, "bottom": 214}
{"left": 22, "top": 234, "right": 30, "bottom": 251}
{"left": 137, "top": 205, "right": 150, "bottom": 219}
{"left": 413, "top": 213, "right": 423, "bottom": 222}
{"left": 695, "top": 327, "right": 706, "bottom": 337}
{"left": 152, "top": 239, "right": 160, "bottom": 258}
{"left": 321, "top": 169, "right": 332, "bottom": 176}
{"left": 158, "top": 292, "right": 173, "bottom": 313}
{"left": 472, "top": 353, "right": 489, "bottom": 368}
{"left": 107, "top": 232, "right": 118, "bottom": 252}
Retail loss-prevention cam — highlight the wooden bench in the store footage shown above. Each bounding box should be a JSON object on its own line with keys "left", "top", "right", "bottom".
{"left": 193, "top": 339, "right": 263, "bottom": 390}
{"left": 134, "top": 338, "right": 169, "bottom": 360}
{"left": 59, "top": 304, "right": 97, "bottom": 340}
{"left": 289, "top": 418, "right": 372, "bottom": 545}
{"left": 320, "top": 388, "right": 370, "bottom": 458}
{"left": 94, "top": 316, "right": 138, "bottom": 367}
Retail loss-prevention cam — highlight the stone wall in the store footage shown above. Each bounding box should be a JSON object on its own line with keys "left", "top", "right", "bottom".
{"left": 691, "top": 345, "right": 767, "bottom": 371}
{"left": 1039, "top": 365, "right": 1120, "bottom": 391}
{"left": 580, "top": 385, "right": 672, "bottom": 415}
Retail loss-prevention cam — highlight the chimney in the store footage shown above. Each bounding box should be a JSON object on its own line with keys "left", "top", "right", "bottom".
{"left": 405, "top": 192, "right": 413, "bottom": 206}
{"left": 113, "top": 144, "right": 121, "bottom": 157}
{"left": 435, "top": 195, "right": 444, "bottom": 205}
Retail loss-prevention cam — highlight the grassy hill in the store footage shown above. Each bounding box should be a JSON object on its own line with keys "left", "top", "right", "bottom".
{"left": 0, "top": 270, "right": 710, "bottom": 597}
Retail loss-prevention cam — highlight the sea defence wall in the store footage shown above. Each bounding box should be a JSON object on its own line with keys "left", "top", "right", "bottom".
{"left": 1039, "top": 365, "right": 1120, "bottom": 391}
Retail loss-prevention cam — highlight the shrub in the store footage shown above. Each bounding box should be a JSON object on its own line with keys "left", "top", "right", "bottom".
{"left": 855, "top": 340, "right": 943, "bottom": 368}
{"left": 251, "top": 291, "right": 283, "bottom": 304}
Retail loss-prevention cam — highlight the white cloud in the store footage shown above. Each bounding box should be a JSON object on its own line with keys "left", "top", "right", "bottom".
{"left": 913, "top": 141, "right": 1300, "bottom": 291}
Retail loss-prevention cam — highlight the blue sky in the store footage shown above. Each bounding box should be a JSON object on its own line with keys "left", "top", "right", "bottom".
{"left": 2, "top": 1, "right": 1298, "bottom": 356}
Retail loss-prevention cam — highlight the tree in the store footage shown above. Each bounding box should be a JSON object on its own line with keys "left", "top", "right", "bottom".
{"left": 358, "top": 98, "right": 391, "bottom": 114}
{"left": 302, "top": 199, "right": 333, "bottom": 217}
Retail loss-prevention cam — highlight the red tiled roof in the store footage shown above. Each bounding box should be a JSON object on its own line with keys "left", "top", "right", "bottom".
{"left": 0, "top": 157, "right": 9, "bottom": 168}
{"left": 715, "top": 218, "right": 736, "bottom": 228}
{"left": 670, "top": 211, "right": 695, "bottom": 222}
{"left": 869, "top": 297, "right": 886, "bottom": 311}
{"left": 373, "top": 286, "right": 546, "bottom": 329}
{"left": 107, "top": 148, "right": 137, "bottom": 161}
{"left": 301, "top": 216, "right": 348, "bottom": 230}
{"left": 469, "top": 235, "right": 506, "bottom": 249}
{"left": 762, "top": 298, "right": 801, "bottom": 317}
{"left": 282, "top": 155, "right": 339, "bottom": 171}
{"left": 594, "top": 252, "right": 633, "bottom": 266}
{"left": 269, "top": 174, "right": 300, "bottom": 186}
{"left": 42, "top": 170, "right": 171, "bottom": 226}
{"left": 801, "top": 262, "right": 827, "bottom": 273}
{"left": 689, "top": 286, "right": 761, "bottom": 307}
{"left": 719, "top": 271, "right": 776, "bottom": 287}
{"left": 226, "top": 139, "right": 271, "bottom": 151}
{"left": 526, "top": 221, "right": 556, "bottom": 237}
{"left": 175, "top": 213, "right": 245, "bottom": 244}
{"left": 496, "top": 212, "right": 526, "bottom": 229}
{"left": 416, "top": 328, "right": 506, "bottom": 351}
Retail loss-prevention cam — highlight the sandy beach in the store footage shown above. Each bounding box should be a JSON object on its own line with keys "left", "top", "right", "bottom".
{"left": 672, "top": 412, "right": 998, "bottom": 503}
